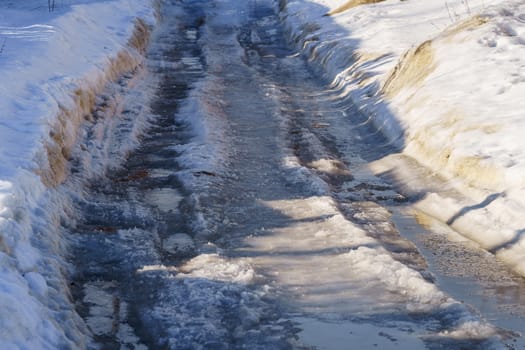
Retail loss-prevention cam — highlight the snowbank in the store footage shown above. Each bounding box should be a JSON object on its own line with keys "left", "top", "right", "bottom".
{"left": 279, "top": 0, "right": 525, "bottom": 276}
{"left": 0, "top": 0, "right": 155, "bottom": 347}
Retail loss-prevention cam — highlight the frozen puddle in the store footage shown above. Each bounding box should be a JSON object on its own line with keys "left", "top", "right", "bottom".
{"left": 143, "top": 187, "right": 182, "bottom": 213}
{"left": 295, "top": 317, "right": 426, "bottom": 350}
{"left": 82, "top": 281, "right": 147, "bottom": 349}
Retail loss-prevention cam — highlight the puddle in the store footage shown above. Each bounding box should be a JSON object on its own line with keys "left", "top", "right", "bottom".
{"left": 392, "top": 207, "right": 525, "bottom": 346}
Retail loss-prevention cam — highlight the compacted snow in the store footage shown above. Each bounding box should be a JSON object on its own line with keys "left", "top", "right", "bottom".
{"left": 279, "top": 0, "right": 525, "bottom": 276}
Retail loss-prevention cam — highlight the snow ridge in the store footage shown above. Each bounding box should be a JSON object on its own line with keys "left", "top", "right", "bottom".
{"left": 278, "top": 0, "right": 525, "bottom": 277}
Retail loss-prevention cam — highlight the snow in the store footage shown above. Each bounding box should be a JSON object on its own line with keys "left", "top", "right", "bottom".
{"left": 0, "top": 0, "right": 155, "bottom": 347}
{"left": 0, "top": 0, "right": 521, "bottom": 346}
{"left": 279, "top": 0, "right": 525, "bottom": 276}
{"left": 178, "top": 253, "right": 256, "bottom": 284}
{"left": 169, "top": 79, "right": 230, "bottom": 189}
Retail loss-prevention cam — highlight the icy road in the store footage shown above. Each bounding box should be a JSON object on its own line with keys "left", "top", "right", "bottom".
{"left": 64, "top": 0, "right": 525, "bottom": 348}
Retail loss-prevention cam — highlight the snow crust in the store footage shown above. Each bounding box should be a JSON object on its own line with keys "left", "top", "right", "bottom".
{"left": 0, "top": 0, "right": 155, "bottom": 347}
{"left": 279, "top": 0, "right": 525, "bottom": 276}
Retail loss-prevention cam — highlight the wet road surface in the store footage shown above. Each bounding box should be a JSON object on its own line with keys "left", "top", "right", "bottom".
{"left": 63, "top": 0, "right": 525, "bottom": 349}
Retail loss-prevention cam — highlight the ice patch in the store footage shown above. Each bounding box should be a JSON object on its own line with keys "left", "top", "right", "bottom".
{"left": 163, "top": 233, "right": 196, "bottom": 255}
{"left": 144, "top": 187, "right": 182, "bottom": 213}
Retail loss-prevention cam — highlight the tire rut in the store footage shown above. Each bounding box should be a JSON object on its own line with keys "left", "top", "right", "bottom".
{"left": 60, "top": 0, "right": 524, "bottom": 349}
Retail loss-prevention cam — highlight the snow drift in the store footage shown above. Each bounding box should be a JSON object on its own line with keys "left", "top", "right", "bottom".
{"left": 278, "top": 0, "right": 525, "bottom": 276}
{"left": 0, "top": 1, "right": 155, "bottom": 347}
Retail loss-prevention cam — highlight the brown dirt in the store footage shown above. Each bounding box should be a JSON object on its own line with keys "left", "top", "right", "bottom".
{"left": 39, "top": 19, "right": 152, "bottom": 188}
{"left": 444, "top": 15, "right": 489, "bottom": 39}
{"left": 381, "top": 40, "right": 435, "bottom": 98}
{"left": 326, "top": 0, "right": 385, "bottom": 16}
